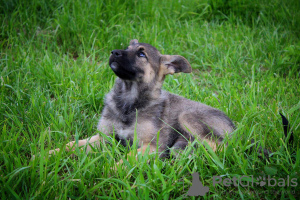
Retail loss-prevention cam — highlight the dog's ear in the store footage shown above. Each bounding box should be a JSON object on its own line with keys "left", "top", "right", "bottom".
{"left": 130, "top": 39, "right": 139, "bottom": 45}
{"left": 160, "top": 55, "right": 192, "bottom": 75}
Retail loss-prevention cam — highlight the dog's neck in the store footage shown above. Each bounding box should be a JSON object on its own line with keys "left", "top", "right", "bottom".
{"left": 112, "top": 78, "right": 162, "bottom": 115}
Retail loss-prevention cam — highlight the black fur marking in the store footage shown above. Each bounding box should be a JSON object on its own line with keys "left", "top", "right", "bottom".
{"left": 109, "top": 50, "right": 144, "bottom": 81}
{"left": 115, "top": 134, "right": 133, "bottom": 149}
{"left": 112, "top": 81, "right": 158, "bottom": 126}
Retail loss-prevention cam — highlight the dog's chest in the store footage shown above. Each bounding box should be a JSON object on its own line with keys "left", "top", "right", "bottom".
{"left": 117, "top": 122, "right": 135, "bottom": 138}
{"left": 114, "top": 115, "right": 159, "bottom": 144}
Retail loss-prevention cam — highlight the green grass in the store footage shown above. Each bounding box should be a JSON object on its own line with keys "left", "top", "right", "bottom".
{"left": 1, "top": 0, "right": 300, "bottom": 199}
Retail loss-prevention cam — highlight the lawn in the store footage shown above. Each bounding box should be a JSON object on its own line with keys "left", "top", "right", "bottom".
{"left": 1, "top": 0, "right": 300, "bottom": 199}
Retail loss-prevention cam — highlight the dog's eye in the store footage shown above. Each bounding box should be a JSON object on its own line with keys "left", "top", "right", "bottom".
{"left": 138, "top": 52, "right": 146, "bottom": 58}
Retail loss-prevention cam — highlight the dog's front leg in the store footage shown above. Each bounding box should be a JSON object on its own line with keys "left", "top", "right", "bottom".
{"left": 31, "top": 134, "right": 102, "bottom": 160}
{"left": 133, "top": 144, "right": 157, "bottom": 156}
{"left": 46, "top": 115, "right": 113, "bottom": 157}
{"left": 116, "top": 144, "right": 157, "bottom": 167}
{"left": 47, "top": 134, "right": 102, "bottom": 156}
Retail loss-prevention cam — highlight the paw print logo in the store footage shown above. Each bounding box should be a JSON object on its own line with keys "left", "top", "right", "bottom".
{"left": 187, "top": 172, "right": 209, "bottom": 196}
{"left": 256, "top": 176, "right": 266, "bottom": 186}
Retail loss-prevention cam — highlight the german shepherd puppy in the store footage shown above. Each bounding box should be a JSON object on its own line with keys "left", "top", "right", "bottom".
{"left": 47, "top": 39, "right": 235, "bottom": 158}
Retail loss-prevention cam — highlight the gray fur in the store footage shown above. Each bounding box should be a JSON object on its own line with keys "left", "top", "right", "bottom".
{"left": 97, "top": 40, "right": 235, "bottom": 155}
{"left": 45, "top": 40, "right": 235, "bottom": 158}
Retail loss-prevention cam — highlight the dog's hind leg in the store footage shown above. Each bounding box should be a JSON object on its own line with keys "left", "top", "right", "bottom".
{"left": 177, "top": 112, "right": 231, "bottom": 151}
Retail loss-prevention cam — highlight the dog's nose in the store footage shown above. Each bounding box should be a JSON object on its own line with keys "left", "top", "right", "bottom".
{"left": 111, "top": 50, "right": 122, "bottom": 57}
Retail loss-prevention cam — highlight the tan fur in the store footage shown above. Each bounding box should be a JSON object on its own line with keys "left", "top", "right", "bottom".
{"left": 39, "top": 40, "right": 235, "bottom": 164}
{"left": 142, "top": 63, "right": 156, "bottom": 83}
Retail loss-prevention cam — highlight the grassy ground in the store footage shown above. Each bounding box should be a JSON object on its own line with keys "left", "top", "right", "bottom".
{"left": 1, "top": 0, "right": 300, "bottom": 199}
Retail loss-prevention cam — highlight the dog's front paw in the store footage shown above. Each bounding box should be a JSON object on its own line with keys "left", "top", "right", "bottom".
{"left": 48, "top": 148, "right": 60, "bottom": 156}
{"left": 31, "top": 154, "right": 36, "bottom": 161}
{"left": 31, "top": 148, "right": 60, "bottom": 161}
{"left": 111, "top": 159, "right": 124, "bottom": 171}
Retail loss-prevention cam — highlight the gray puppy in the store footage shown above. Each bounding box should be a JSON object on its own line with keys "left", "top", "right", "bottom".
{"left": 48, "top": 39, "right": 235, "bottom": 158}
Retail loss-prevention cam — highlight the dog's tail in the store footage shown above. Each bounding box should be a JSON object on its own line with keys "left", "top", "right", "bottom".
{"left": 248, "top": 113, "right": 294, "bottom": 159}
{"left": 279, "top": 113, "right": 294, "bottom": 145}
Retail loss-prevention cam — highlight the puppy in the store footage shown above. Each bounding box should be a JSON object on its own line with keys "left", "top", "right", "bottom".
{"left": 47, "top": 39, "right": 235, "bottom": 158}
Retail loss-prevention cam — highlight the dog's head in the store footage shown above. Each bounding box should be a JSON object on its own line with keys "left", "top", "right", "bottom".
{"left": 109, "top": 39, "right": 191, "bottom": 83}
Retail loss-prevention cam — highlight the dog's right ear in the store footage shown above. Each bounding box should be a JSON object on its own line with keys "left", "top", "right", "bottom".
{"left": 160, "top": 55, "right": 192, "bottom": 75}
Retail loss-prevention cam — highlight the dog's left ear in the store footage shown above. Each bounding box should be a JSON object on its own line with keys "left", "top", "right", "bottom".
{"left": 130, "top": 39, "right": 139, "bottom": 45}
{"left": 160, "top": 55, "right": 192, "bottom": 75}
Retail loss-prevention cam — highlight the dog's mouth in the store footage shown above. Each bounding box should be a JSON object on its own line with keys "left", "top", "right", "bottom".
{"left": 109, "top": 53, "right": 144, "bottom": 81}
{"left": 110, "top": 61, "right": 119, "bottom": 71}
{"left": 109, "top": 61, "right": 138, "bottom": 80}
